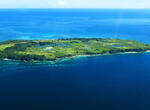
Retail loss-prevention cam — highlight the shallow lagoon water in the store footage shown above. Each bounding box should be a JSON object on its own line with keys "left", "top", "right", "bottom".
{"left": 0, "top": 9, "right": 150, "bottom": 110}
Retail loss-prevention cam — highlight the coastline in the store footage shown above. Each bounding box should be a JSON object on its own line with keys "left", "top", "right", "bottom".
{"left": 1, "top": 38, "right": 150, "bottom": 63}
{"left": 51, "top": 50, "right": 150, "bottom": 64}
{"left": 3, "top": 50, "right": 150, "bottom": 64}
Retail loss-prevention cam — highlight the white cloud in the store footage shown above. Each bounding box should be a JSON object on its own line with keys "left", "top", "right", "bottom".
{"left": 57, "top": 1, "right": 69, "bottom": 7}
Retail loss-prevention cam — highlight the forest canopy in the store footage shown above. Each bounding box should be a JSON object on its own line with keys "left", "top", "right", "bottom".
{"left": 0, "top": 38, "right": 150, "bottom": 62}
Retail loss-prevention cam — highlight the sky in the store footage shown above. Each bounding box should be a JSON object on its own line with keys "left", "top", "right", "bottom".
{"left": 0, "top": 0, "right": 149, "bottom": 8}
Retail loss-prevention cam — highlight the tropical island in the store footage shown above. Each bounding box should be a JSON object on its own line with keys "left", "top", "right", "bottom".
{"left": 0, "top": 38, "right": 150, "bottom": 62}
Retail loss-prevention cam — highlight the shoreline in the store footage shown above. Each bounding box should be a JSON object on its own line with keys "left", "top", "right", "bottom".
{"left": 50, "top": 50, "right": 150, "bottom": 64}
{"left": 1, "top": 38, "right": 150, "bottom": 63}
{"left": 2, "top": 50, "right": 150, "bottom": 64}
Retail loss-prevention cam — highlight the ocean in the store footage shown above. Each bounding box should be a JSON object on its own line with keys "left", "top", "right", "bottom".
{"left": 0, "top": 9, "right": 150, "bottom": 110}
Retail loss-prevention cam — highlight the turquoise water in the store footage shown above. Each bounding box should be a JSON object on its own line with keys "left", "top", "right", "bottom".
{"left": 0, "top": 9, "right": 150, "bottom": 43}
{"left": 0, "top": 9, "right": 150, "bottom": 110}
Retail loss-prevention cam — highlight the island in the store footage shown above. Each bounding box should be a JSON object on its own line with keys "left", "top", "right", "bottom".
{"left": 0, "top": 38, "right": 150, "bottom": 62}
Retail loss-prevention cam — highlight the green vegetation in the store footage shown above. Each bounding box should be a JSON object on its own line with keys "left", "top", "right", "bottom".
{"left": 0, "top": 38, "right": 150, "bottom": 62}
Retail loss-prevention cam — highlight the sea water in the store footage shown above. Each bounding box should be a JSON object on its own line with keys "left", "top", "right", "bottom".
{"left": 0, "top": 9, "right": 150, "bottom": 110}
{"left": 0, "top": 9, "right": 150, "bottom": 43}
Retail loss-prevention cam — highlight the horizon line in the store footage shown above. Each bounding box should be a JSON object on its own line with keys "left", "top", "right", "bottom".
{"left": 0, "top": 8, "right": 150, "bottom": 9}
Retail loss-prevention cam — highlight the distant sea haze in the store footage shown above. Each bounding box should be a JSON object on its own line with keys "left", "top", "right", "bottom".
{"left": 0, "top": 9, "right": 149, "bottom": 43}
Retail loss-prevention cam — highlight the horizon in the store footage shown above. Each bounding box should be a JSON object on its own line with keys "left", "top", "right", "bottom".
{"left": 0, "top": 8, "right": 150, "bottom": 9}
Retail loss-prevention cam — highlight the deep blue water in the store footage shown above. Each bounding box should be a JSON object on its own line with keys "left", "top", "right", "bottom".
{"left": 0, "top": 9, "right": 150, "bottom": 110}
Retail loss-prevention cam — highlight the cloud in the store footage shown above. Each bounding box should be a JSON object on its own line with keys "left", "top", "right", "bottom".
{"left": 57, "top": 1, "right": 69, "bottom": 7}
